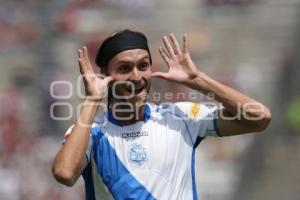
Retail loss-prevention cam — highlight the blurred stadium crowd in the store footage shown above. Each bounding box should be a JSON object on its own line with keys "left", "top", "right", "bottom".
{"left": 0, "top": 0, "right": 300, "bottom": 200}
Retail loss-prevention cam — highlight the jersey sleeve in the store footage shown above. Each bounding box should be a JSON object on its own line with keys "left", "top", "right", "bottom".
{"left": 191, "top": 103, "right": 221, "bottom": 138}
{"left": 174, "top": 102, "right": 221, "bottom": 141}
{"left": 62, "top": 124, "right": 94, "bottom": 162}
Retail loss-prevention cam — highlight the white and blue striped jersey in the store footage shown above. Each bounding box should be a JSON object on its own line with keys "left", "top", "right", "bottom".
{"left": 64, "top": 102, "right": 221, "bottom": 200}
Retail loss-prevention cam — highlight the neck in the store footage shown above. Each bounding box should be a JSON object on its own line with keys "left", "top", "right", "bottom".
{"left": 110, "top": 100, "right": 146, "bottom": 126}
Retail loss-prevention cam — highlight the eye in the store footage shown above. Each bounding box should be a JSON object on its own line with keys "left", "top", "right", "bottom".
{"left": 138, "top": 62, "right": 149, "bottom": 71}
{"left": 118, "top": 65, "right": 131, "bottom": 73}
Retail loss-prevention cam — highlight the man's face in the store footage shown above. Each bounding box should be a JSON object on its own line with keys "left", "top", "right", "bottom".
{"left": 105, "top": 49, "right": 152, "bottom": 105}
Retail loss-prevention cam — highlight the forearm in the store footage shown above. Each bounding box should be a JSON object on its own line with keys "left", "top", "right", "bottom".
{"left": 192, "top": 72, "right": 271, "bottom": 125}
{"left": 154, "top": 33, "right": 271, "bottom": 135}
{"left": 52, "top": 99, "right": 99, "bottom": 185}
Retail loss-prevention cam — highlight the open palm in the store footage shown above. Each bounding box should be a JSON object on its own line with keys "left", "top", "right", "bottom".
{"left": 152, "top": 33, "right": 200, "bottom": 87}
{"left": 78, "top": 47, "right": 113, "bottom": 101}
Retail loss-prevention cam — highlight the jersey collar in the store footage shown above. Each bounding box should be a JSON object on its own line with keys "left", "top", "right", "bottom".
{"left": 107, "top": 103, "right": 151, "bottom": 127}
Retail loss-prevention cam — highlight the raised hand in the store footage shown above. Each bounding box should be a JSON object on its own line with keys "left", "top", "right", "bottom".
{"left": 78, "top": 46, "right": 114, "bottom": 101}
{"left": 152, "top": 33, "right": 200, "bottom": 88}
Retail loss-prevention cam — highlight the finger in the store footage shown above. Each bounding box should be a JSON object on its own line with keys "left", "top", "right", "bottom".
{"left": 163, "top": 36, "right": 175, "bottom": 57}
{"left": 161, "top": 46, "right": 171, "bottom": 58}
{"left": 78, "top": 49, "right": 87, "bottom": 74}
{"left": 183, "top": 33, "right": 189, "bottom": 54}
{"left": 103, "top": 76, "right": 114, "bottom": 85}
{"left": 169, "top": 33, "right": 181, "bottom": 54}
{"left": 78, "top": 59, "right": 84, "bottom": 74}
{"left": 78, "top": 48, "right": 84, "bottom": 60}
{"left": 82, "top": 46, "right": 92, "bottom": 71}
{"left": 159, "top": 47, "right": 170, "bottom": 65}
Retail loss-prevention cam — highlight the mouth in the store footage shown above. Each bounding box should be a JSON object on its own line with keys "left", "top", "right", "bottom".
{"left": 126, "top": 85, "right": 145, "bottom": 95}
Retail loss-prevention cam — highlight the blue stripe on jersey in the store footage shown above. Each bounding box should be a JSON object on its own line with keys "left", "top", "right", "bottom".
{"left": 194, "top": 136, "right": 205, "bottom": 148}
{"left": 192, "top": 137, "right": 205, "bottom": 200}
{"left": 144, "top": 103, "right": 151, "bottom": 122}
{"left": 82, "top": 162, "right": 96, "bottom": 200}
{"left": 191, "top": 147, "right": 198, "bottom": 200}
{"left": 159, "top": 111, "right": 198, "bottom": 200}
{"left": 91, "top": 127, "right": 156, "bottom": 200}
{"left": 182, "top": 119, "right": 198, "bottom": 200}
{"left": 160, "top": 104, "right": 206, "bottom": 199}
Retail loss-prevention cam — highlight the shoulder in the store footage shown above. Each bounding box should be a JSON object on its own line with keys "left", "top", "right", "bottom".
{"left": 153, "top": 102, "right": 194, "bottom": 119}
{"left": 155, "top": 101, "right": 217, "bottom": 120}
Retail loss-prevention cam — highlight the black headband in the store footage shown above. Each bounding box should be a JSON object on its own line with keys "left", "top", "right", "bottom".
{"left": 95, "top": 30, "right": 152, "bottom": 68}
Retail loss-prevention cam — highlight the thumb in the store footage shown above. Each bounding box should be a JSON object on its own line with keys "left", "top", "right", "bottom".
{"left": 151, "top": 72, "right": 169, "bottom": 80}
{"left": 103, "top": 76, "right": 114, "bottom": 85}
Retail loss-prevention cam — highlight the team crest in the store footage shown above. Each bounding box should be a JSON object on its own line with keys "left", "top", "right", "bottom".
{"left": 128, "top": 143, "right": 147, "bottom": 165}
{"left": 189, "top": 103, "right": 201, "bottom": 119}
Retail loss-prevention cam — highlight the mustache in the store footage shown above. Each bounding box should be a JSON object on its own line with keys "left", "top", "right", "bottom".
{"left": 110, "top": 77, "right": 150, "bottom": 89}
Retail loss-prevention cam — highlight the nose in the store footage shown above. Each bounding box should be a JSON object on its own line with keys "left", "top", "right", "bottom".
{"left": 130, "top": 67, "right": 142, "bottom": 82}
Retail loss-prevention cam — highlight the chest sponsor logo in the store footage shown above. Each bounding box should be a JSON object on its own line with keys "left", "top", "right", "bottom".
{"left": 128, "top": 143, "right": 147, "bottom": 165}
{"left": 121, "top": 131, "right": 148, "bottom": 139}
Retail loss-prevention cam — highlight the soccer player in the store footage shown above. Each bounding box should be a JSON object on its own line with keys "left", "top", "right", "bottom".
{"left": 52, "top": 30, "right": 271, "bottom": 200}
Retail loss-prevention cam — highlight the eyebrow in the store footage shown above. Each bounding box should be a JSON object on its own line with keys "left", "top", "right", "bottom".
{"left": 116, "top": 55, "right": 150, "bottom": 65}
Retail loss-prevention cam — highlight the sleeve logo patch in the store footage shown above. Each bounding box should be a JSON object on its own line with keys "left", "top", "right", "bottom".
{"left": 189, "top": 103, "right": 201, "bottom": 119}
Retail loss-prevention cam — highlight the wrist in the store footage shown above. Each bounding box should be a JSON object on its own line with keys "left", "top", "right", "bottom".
{"left": 76, "top": 99, "right": 100, "bottom": 127}
{"left": 188, "top": 71, "right": 207, "bottom": 90}
{"left": 83, "top": 98, "right": 102, "bottom": 107}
